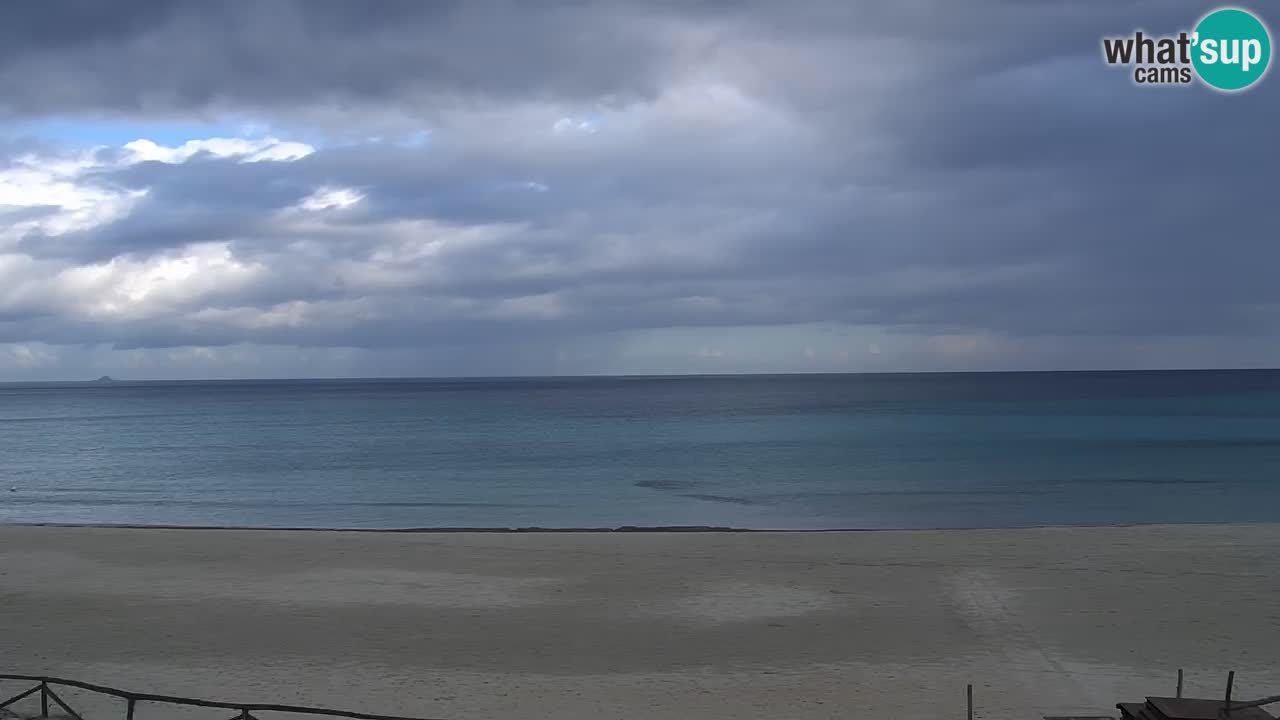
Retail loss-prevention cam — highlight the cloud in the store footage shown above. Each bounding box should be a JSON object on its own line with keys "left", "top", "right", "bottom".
{"left": 0, "top": 0, "right": 1276, "bottom": 378}
{"left": 0, "top": 0, "right": 693, "bottom": 124}
{"left": 121, "top": 137, "right": 314, "bottom": 164}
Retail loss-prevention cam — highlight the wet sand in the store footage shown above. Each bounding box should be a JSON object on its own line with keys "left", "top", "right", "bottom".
{"left": 2, "top": 524, "right": 1279, "bottom": 719}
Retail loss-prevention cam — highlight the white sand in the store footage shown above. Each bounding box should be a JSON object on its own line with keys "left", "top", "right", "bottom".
{"left": 2, "top": 524, "right": 1279, "bottom": 720}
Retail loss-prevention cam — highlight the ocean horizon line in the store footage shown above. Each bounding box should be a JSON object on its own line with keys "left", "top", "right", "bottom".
{"left": 5, "top": 365, "right": 1280, "bottom": 386}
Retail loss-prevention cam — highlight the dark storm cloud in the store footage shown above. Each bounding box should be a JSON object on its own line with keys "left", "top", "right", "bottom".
{"left": 0, "top": 1, "right": 1210, "bottom": 120}
{"left": 0, "top": 0, "right": 1277, "bottom": 375}
{"left": 0, "top": 0, "right": 687, "bottom": 119}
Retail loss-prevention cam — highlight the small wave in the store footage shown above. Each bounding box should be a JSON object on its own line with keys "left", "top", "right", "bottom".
{"left": 347, "top": 500, "right": 536, "bottom": 508}
{"left": 1059, "top": 476, "right": 1219, "bottom": 486}
{"left": 771, "top": 488, "right": 1042, "bottom": 500}
{"left": 1089, "top": 437, "right": 1280, "bottom": 449}
{"left": 634, "top": 479, "right": 697, "bottom": 491}
{"left": 0, "top": 412, "right": 196, "bottom": 424}
{"left": 679, "top": 493, "right": 759, "bottom": 506}
{"left": 1, "top": 497, "right": 537, "bottom": 509}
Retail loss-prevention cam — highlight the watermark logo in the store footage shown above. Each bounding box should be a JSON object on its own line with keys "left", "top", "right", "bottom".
{"left": 1102, "top": 6, "right": 1271, "bottom": 91}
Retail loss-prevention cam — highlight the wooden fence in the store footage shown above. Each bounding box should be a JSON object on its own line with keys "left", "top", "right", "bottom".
{"left": 0, "top": 675, "right": 445, "bottom": 720}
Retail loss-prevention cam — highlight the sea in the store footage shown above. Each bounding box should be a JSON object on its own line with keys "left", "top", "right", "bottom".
{"left": 3, "top": 370, "right": 1280, "bottom": 530}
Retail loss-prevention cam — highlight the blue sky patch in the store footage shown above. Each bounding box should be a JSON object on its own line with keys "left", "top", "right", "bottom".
{"left": 3, "top": 115, "right": 261, "bottom": 148}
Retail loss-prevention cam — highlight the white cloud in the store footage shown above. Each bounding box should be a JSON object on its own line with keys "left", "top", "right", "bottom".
{"left": 0, "top": 132, "right": 323, "bottom": 332}
{"left": 0, "top": 150, "right": 145, "bottom": 245}
{"left": 298, "top": 186, "right": 365, "bottom": 211}
{"left": 552, "top": 117, "right": 598, "bottom": 134}
{"left": 122, "top": 137, "right": 315, "bottom": 164}
{"left": 54, "top": 242, "right": 265, "bottom": 321}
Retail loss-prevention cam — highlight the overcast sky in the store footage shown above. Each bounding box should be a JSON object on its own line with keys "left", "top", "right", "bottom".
{"left": 1, "top": 0, "right": 1276, "bottom": 380}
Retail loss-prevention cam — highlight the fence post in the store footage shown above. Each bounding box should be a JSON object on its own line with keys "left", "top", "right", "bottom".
{"left": 1177, "top": 668, "right": 1183, "bottom": 698}
{"left": 127, "top": 697, "right": 136, "bottom": 720}
{"left": 40, "top": 682, "right": 48, "bottom": 718}
{"left": 1225, "top": 670, "right": 1235, "bottom": 716}
{"left": 967, "top": 683, "right": 973, "bottom": 720}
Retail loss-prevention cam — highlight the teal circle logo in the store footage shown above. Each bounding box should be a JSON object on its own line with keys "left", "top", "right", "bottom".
{"left": 1192, "top": 8, "right": 1271, "bottom": 91}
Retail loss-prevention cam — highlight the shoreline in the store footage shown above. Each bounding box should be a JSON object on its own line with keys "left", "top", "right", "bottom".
{"left": 0, "top": 519, "right": 1260, "bottom": 533}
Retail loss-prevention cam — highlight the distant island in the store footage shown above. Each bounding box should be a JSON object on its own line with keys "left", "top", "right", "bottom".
{"left": 92, "top": 376, "right": 116, "bottom": 384}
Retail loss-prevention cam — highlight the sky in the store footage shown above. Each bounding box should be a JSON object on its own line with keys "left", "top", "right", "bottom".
{"left": 0, "top": 0, "right": 1277, "bottom": 380}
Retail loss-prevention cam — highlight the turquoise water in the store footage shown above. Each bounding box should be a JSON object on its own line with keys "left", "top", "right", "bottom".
{"left": 2, "top": 371, "right": 1280, "bottom": 529}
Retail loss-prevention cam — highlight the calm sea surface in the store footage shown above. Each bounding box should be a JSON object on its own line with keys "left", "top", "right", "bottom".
{"left": 3, "top": 371, "right": 1280, "bottom": 529}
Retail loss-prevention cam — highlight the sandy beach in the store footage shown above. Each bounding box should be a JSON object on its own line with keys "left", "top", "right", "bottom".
{"left": 2, "top": 524, "right": 1279, "bottom": 719}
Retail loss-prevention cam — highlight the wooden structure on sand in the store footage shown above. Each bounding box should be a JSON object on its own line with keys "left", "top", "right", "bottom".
{"left": 965, "top": 670, "right": 1280, "bottom": 720}
{"left": 1117, "top": 697, "right": 1277, "bottom": 720}
{"left": 1115, "top": 671, "right": 1280, "bottom": 720}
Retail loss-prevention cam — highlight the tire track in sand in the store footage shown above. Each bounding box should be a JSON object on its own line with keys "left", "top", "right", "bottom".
{"left": 947, "top": 568, "right": 1109, "bottom": 716}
